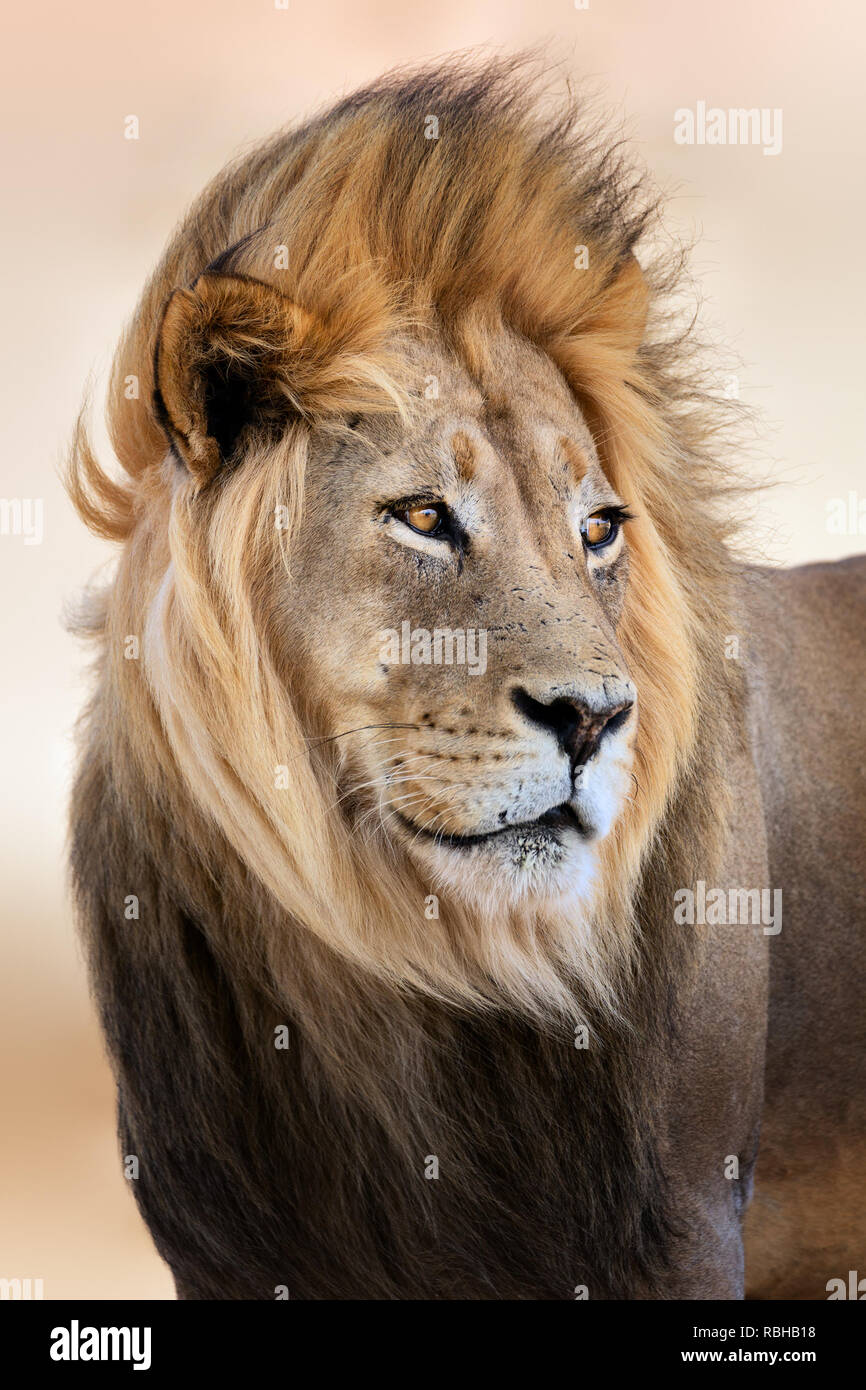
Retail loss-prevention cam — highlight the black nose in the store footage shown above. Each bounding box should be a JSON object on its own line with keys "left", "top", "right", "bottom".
{"left": 511, "top": 686, "right": 633, "bottom": 767}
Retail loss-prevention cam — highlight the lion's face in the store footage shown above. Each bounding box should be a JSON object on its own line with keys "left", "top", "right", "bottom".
{"left": 287, "top": 327, "right": 637, "bottom": 907}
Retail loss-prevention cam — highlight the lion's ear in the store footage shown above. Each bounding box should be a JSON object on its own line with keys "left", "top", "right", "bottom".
{"left": 154, "top": 273, "right": 315, "bottom": 483}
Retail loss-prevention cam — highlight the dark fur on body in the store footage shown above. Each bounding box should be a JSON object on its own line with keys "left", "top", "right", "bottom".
{"left": 72, "top": 732, "right": 739, "bottom": 1298}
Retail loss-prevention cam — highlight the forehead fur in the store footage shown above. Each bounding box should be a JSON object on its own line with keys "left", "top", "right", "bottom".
{"left": 334, "top": 325, "right": 599, "bottom": 461}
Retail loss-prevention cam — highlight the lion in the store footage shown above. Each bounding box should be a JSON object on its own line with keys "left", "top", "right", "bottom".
{"left": 67, "top": 56, "right": 866, "bottom": 1299}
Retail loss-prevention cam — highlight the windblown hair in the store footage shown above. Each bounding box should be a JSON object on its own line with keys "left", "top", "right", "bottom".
{"left": 68, "top": 55, "right": 746, "bottom": 1298}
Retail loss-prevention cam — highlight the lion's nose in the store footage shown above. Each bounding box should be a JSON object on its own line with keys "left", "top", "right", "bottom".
{"left": 511, "top": 686, "right": 634, "bottom": 767}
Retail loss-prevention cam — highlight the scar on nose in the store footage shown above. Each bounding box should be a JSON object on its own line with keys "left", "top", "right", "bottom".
{"left": 452, "top": 430, "right": 476, "bottom": 480}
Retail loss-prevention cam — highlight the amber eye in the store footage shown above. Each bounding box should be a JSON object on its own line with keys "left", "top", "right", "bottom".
{"left": 397, "top": 502, "right": 448, "bottom": 536}
{"left": 581, "top": 510, "right": 620, "bottom": 550}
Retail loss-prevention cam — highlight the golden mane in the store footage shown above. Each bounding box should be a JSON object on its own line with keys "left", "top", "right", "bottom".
{"left": 68, "top": 54, "right": 744, "bottom": 1024}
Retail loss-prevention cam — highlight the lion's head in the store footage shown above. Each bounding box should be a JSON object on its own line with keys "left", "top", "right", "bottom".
{"left": 70, "top": 57, "right": 739, "bottom": 1021}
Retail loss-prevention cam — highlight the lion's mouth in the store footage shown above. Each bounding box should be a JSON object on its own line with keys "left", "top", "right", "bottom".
{"left": 395, "top": 801, "right": 590, "bottom": 849}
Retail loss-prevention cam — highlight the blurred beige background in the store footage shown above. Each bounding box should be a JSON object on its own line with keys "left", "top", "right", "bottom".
{"left": 1, "top": 0, "right": 863, "bottom": 1299}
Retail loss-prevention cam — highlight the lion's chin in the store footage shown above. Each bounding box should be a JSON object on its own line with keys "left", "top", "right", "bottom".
{"left": 391, "top": 759, "right": 633, "bottom": 912}
{"left": 404, "top": 819, "right": 602, "bottom": 912}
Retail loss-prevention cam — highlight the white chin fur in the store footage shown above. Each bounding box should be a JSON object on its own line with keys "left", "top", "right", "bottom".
{"left": 415, "top": 829, "right": 599, "bottom": 911}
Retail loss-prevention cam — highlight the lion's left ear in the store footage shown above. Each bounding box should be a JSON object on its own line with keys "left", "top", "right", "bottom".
{"left": 154, "top": 273, "right": 318, "bottom": 483}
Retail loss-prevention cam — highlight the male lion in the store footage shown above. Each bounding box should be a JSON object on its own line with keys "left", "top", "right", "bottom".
{"left": 68, "top": 57, "right": 865, "bottom": 1299}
